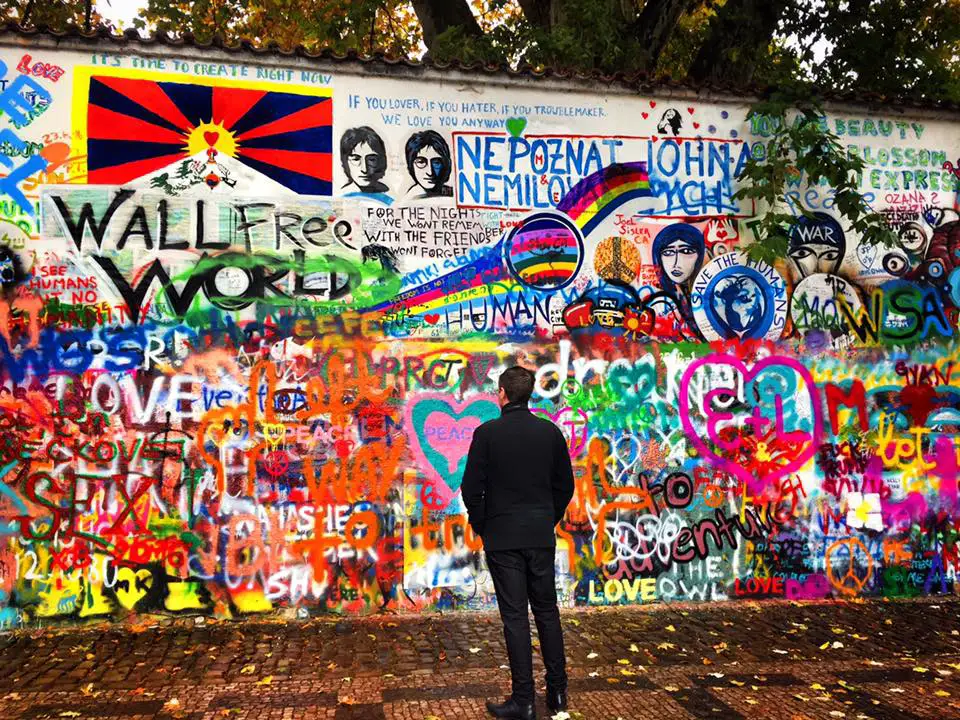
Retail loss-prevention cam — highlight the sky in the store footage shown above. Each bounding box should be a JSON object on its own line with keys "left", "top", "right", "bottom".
{"left": 97, "top": 0, "right": 143, "bottom": 30}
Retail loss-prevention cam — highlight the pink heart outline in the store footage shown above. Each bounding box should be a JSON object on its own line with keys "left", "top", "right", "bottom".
{"left": 679, "top": 353, "right": 822, "bottom": 491}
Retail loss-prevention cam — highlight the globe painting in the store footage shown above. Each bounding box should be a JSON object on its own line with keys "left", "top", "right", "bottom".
{"left": 692, "top": 253, "right": 788, "bottom": 341}
{"left": 711, "top": 274, "right": 766, "bottom": 338}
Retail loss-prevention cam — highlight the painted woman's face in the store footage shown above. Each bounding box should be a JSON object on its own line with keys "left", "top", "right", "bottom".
{"left": 660, "top": 239, "right": 700, "bottom": 283}
{"left": 347, "top": 142, "right": 384, "bottom": 189}
{"left": 412, "top": 146, "right": 445, "bottom": 191}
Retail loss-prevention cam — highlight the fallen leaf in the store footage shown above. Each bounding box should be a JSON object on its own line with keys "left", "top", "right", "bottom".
{"left": 829, "top": 712, "right": 845, "bottom": 718}
{"left": 665, "top": 625, "right": 676, "bottom": 632}
{"left": 702, "top": 658, "right": 713, "bottom": 665}
{"left": 587, "top": 652, "right": 599, "bottom": 659}
{"left": 567, "top": 619, "right": 580, "bottom": 627}
{"left": 746, "top": 699, "right": 758, "bottom": 705}
{"left": 831, "top": 641, "right": 844, "bottom": 649}
{"left": 709, "top": 673, "right": 725, "bottom": 679}
{"left": 794, "top": 694, "right": 810, "bottom": 701}
{"left": 819, "top": 642, "right": 831, "bottom": 650}
{"left": 773, "top": 649, "right": 789, "bottom": 654}
{"left": 888, "top": 688, "right": 905, "bottom": 693}
{"left": 165, "top": 699, "right": 181, "bottom": 708}
{"left": 589, "top": 671, "right": 599, "bottom": 678}
{"left": 832, "top": 628, "right": 845, "bottom": 635}
{"left": 851, "top": 634, "right": 868, "bottom": 640}
{"left": 811, "top": 683, "right": 826, "bottom": 690}
{"left": 257, "top": 676, "right": 273, "bottom": 685}
{"left": 469, "top": 647, "right": 480, "bottom": 654}
{"left": 664, "top": 685, "right": 680, "bottom": 692}
{"left": 884, "top": 619, "right": 893, "bottom": 625}
{"left": 865, "top": 660, "right": 884, "bottom": 666}
{"left": 657, "top": 642, "right": 676, "bottom": 650}
{"left": 936, "top": 690, "right": 952, "bottom": 697}
{"left": 629, "top": 643, "right": 639, "bottom": 653}
{"left": 617, "top": 659, "right": 631, "bottom": 665}
{"left": 606, "top": 678, "right": 620, "bottom": 684}
{"left": 620, "top": 669, "right": 636, "bottom": 676}
{"left": 58, "top": 713, "right": 81, "bottom": 718}
{"left": 80, "top": 683, "right": 94, "bottom": 696}
{"left": 914, "top": 666, "right": 930, "bottom": 673}
{"left": 730, "top": 679, "right": 745, "bottom": 687}
{"left": 240, "top": 665, "right": 256, "bottom": 675}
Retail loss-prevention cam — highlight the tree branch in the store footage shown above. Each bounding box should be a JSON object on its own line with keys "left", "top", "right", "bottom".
{"left": 410, "top": 0, "right": 483, "bottom": 51}
{"left": 687, "top": 0, "right": 789, "bottom": 84}
{"left": 633, "top": 0, "right": 698, "bottom": 70}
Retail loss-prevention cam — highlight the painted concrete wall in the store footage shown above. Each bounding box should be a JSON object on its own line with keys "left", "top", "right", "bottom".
{"left": 0, "top": 34, "right": 957, "bottom": 625}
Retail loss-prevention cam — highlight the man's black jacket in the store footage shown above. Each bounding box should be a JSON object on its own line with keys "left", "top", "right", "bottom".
{"left": 460, "top": 401, "right": 575, "bottom": 551}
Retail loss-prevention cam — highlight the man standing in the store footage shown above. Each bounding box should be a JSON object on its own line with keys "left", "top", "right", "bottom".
{"left": 461, "top": 366, "right": 575, "bottom": 720}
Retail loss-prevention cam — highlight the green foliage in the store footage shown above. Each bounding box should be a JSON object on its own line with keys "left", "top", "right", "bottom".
{"left": 782, "top": 0, "right": 960, "bottom": 105}
{"left": 734, "top": 87, "right": 897, "bottom": 265}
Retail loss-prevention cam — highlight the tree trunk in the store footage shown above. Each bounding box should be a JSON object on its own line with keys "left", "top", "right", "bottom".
{"left": 410, "top": 0, "right": 483, "bottom": 51}
{"left": 688, "top": 0, "right": 789, "bottom": 84}
{"left": 633, "top": 0, "right": 698, "bottom": 71}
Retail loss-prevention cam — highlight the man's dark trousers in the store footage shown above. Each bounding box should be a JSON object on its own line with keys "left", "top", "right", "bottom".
{"left": 486, "top": 548, "right": 567, "bottom": 704}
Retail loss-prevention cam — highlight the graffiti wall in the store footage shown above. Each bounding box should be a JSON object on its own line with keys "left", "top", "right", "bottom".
{"left": 0, "top": 33, "right": 958, "bottom": 627}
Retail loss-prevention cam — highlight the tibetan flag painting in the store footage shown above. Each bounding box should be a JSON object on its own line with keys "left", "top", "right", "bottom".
{"left": 80, "top": 70, "right": 333, "bottom": 196}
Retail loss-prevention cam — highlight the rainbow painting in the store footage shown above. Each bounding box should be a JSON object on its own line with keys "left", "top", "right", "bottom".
{"left": 504, "top": 213, "right": 583, "bottom": 291}
{"left": 557, "top": 161, "right": 652, "bottom": 237}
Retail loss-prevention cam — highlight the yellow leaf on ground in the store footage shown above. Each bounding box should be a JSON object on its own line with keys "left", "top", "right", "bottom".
{"left": 913, "top": 667, "right": 930, "bottom": 673}
{"left": 745, "top": 699, "right": 758, "bottom": 705}
{"left": 629, "top": 644, "right": 639, "bottom": 652}
{"left": 587, "top": 652, "right": 599, "bottom": 659}
{"left": 811, "top": 683, "right": 825, "bottom": 690}
{"left": 665, "top": 625, "right": 676, "bottom": 632}
{"left": 819, "top": 642, "right": 831, "bottom": 650}
{"left": 664, "top": 685, "right": 680, "bottom": 692}
{"left": 617, "top": 659, "right": 630, "bottom": 665}
{"left": 657, "top": 642, "right": 676, "bottom": 650}
{"left": 620, "top": 669, "right": 636, "bottom": 676}
{"left": 831, "top": 628, "right": 845, "bottom": 635}
{"left": 240, "top": 665, "right": 256, "bottom": 675}
{"left": 257, "top": 676, "right": 273, "bottom": 686}
{"left": 730, "top": 680, "right": 745, "bottom": 687}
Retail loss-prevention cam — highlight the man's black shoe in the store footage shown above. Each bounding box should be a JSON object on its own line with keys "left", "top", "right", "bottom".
{"left": 546, "top": 688, "right": 567, "bottom": 712}
{"left": 486, "top": 697, "right": 536, "bottom": 719}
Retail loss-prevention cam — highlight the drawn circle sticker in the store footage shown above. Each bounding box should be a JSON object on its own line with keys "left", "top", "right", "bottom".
{"left": 593, "top": 236, "right": 640, "bottom": 283}
{"left": 691, "top": 251, "right": 787, "bottom": 341}
{"left": 504, "top": 211, "right": 584, "bottom": 291}
{"left": 790, "top": 273, "right": 862, "bottom": 337}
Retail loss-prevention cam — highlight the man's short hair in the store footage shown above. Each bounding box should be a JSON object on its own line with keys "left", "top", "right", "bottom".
{"left": 340, "top": 126, "right": 387, "bottom": 177}
{"left": 499, "top": 366, "right": 534, "bottom": 404}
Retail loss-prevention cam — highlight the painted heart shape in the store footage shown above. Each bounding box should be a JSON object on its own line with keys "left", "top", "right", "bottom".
{"left": 203, "top": 130, "right": 220, "bottom": 147}
{"left": 693, "top": 122, "right": 701, "bottom": 129}
{"left": 405, "top": 393, "right": 500, "bottom": 506}
{"left": 423, "top": 313, "right": 440, "bottom": 325}
{"left": 506, "top": 117, "right": 527, "bottom": 138}
{"left": 856, "top": 242, "right": 878, "bottom": 269}
{"left": 114, "top": 567, "right": 153, "bottom": 610}
{"left": 642, "top": 112, "right": 649, "bottom": 119}
{"left": 679, "top": 354, "right": 822, "bottom": 495}
{"left": 687, "top": 107, "right": 695, "bottom": 114}
{"left": 649, "top": 101, "right": 657, "bottom": 108}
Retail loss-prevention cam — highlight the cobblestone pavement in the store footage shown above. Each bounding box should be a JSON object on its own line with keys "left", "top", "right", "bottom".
{"left": 1, "top": 597, "right": 960, "bottom": 719}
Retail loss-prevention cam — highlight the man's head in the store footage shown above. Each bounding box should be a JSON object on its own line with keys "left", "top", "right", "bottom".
{"left": 341, "top": 126, "right": 387, "bottom": 191}
{"left": 405, "top": 130, "right": 451, "bottom": 193}
{"left": 498, "top": 366, "right": 534, "bottom": 407}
